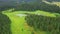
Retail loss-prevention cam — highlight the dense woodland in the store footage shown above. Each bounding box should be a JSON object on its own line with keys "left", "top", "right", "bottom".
{"left": 25, "top": 14, "right": 60, "bottom": 34}
{"left": 0, "top": 0, "right": 60, "bottom": 34}
{"left": 0, "top": 0, "right": 60, "bottom": 13}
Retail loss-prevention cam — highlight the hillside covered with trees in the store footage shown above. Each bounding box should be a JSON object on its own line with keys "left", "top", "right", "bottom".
{"left": 0, "top": 0, "right": 60, "bottom": 13}
{"left": 0, "top": 0, "right": 60, "bottom": 34}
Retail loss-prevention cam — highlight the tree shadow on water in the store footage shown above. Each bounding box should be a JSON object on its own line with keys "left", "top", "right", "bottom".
{"left": 0, "top": 13, "right": 12, "bottom": 34}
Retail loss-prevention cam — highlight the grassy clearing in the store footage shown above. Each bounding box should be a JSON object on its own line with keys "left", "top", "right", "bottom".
{"left": 3, "top": 10, "right": 59, "bottom": 17}
{"left": 2, "top": 9, "right": 60, "bottom": 34}
{"left": 3, "top": 13, "right": 32, "bottom": 34}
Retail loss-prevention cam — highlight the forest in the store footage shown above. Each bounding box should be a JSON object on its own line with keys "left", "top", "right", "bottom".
{"left": 0, "top": 0, "right": 60, "bottom": 34}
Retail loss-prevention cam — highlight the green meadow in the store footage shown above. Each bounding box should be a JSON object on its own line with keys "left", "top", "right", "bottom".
{"left": 0, "top": 0, "right": 60, "bottom": 34}
{"left": 1, "top": 9, "right": 60, "bottom": 34}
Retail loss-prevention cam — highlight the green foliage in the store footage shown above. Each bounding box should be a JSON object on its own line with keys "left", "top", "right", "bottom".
{"left": 25, "top": 14, "right": 60, "bottom": 34}
{"left": 0, "top": 13, "right": 12, "bottom": 34}
{"left": 14, "top": 2, "right": 60, "bottom": 13}
{"left": 0, "top": 1, "right": 60, "bottom": 13}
